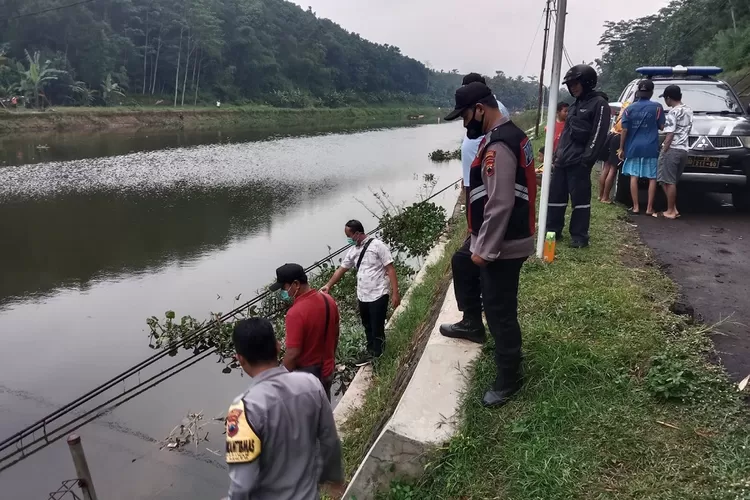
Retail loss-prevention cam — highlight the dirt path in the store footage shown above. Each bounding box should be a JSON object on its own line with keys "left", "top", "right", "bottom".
{"left": 634, "top": 193, "right": 750, "bottom": 381}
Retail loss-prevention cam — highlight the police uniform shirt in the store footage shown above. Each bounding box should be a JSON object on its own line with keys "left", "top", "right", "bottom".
{"left": 226, "top": 366, "right": 343, "bottom": 500}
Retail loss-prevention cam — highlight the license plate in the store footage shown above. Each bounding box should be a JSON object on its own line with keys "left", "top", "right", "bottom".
{"left": 688, "top": 156, "right": 720, "bottom": 168}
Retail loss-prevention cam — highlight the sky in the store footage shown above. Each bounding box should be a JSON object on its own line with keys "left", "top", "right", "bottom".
{"left": 289, "top": 0, "right": 671, "bottom": 84}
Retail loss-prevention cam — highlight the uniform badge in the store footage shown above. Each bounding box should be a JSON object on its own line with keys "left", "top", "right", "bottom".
{"left": 484, "top": 150, "right": 496, "bottom": 176}
{"left": 226, "top": 408, "right": 242, "bottom": 438}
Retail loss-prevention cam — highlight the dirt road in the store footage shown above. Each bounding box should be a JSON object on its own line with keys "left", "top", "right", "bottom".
{"left": 634, "top": 193, "right": 750, "bottom": 381}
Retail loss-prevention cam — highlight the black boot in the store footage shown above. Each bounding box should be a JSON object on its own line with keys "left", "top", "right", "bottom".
{"left": 439, "top": 315, "right": 486, "bottom": 344}
{"left": 570, "top": 239, "right": 589, "bottom": 249}
{"left": 482, "top": 371, "right": 523, "bottom": 408}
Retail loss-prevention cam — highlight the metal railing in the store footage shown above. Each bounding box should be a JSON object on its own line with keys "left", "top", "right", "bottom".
{"left": 1, "top": 179, "right": 460, "bottom": 472}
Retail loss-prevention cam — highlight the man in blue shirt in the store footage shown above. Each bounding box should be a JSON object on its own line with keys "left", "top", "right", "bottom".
{"left": 619, "top": 79, "right": 666, "bottom": 215}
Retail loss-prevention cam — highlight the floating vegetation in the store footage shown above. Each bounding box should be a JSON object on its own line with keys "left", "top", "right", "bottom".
{"left": 428, "top": 148, "right": 461, "bottom": 162}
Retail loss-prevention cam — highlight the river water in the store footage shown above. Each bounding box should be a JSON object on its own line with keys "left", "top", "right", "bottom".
{"left": 0, "top": 121, "right": 461, "bottom": 499}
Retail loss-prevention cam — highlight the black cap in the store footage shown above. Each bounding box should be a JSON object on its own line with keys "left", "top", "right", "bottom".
{"left": 637, "top": 79, "right": 655, "bottom": 92}
{"left": 660, "top": 84, "right": 682, "bottom": 100}
{"left": 269, "top": 263, "right": 307, "bottom": 291}
{"left": 445, "top": 82, "right": 493, "bottom": 121}
{"left": 462, "top": 72, "right": 486, "bottom": 85}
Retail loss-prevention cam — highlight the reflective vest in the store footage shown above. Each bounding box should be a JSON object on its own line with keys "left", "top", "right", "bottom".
{"left": 468, "top": 122, "right": 536, "bottom": 240}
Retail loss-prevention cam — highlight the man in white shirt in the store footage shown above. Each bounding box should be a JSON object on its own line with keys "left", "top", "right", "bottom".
{"left": 658, "top": 85, "right": 693, "bottom": 220}
{"left": 321, "top": 220, "right": 400, "bottom": 362}
{"left": 441, "top": 73, "right": 509, "bottom": 343}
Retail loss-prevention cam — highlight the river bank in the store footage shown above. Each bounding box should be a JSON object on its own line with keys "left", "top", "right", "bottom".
{"left": 387, "top": 197, "right": 750, "bottom": 499}
{"left": 0, "top": 105, "right": 442, "bottom": 135}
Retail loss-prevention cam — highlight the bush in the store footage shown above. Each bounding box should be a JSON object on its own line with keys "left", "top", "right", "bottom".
{"left": 380, "top": 201, "right": 447, "bottom": 259}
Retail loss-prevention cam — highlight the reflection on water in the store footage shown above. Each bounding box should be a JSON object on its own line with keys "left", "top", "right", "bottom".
{"left": 0, "top": 121, "right": 462, "bottom": 499}
{"left": 0, "top": 185, "right": 303, "bottom": 305}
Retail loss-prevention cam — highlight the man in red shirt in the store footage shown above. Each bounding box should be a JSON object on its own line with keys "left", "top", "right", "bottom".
{"left": 270, "top": 263, "right": 340, "bottom": 400}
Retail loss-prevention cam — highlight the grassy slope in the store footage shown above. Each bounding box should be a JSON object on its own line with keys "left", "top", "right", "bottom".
{"left": 386, "top": 200, "right": 750, "bottom": 499}
{"left": 0, "top": 105, "right": 443, "bottom": 134}
{"left": 341, "top": 216, "right": 466, "bottom": 476}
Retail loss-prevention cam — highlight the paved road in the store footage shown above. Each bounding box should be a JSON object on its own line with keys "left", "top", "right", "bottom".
{"left": 634, "top": 193, "right": 750, "bottom": 381}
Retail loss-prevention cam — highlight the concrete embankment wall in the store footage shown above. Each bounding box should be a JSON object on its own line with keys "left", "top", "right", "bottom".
{"left": 334, "top": 203, "right": 483, "bottom": 499}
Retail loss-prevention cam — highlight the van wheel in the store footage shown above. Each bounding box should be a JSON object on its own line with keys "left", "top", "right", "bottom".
{"left": 614, "top": 172, "right": 631, "bottom": 205}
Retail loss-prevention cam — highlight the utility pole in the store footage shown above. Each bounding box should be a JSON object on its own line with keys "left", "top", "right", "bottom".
{"left": 536, "top": 0, "right": 568, "bottom": 259}
{"left": 67, "top": 434, "right": 98, "bottom": 500}
{"left": 534, "top": 0, "right": 553, "bottom": 137}
{"left": 730, "top": 1, "right": 737, "bottom": 34}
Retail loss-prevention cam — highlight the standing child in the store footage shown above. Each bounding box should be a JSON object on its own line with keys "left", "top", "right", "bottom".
{"left": 658, "top": 85, "right": 693, "bottom": 219}
{"left": 619, "top": 80, "right": 665, "bottom": 215}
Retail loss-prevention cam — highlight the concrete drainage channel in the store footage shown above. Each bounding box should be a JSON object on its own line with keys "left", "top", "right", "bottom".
{"left": 333, "top": 209, "right": 483, "bottom": 499}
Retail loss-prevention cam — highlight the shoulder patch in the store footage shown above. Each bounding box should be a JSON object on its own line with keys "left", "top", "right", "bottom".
{"left": 226, "top": 402, "right": 261, "bottom": 464}
{"left": 521, "top": 139, "right": 534, "bottom": 168}
{"left": 483, "top": 149, "right": 496, "bottom": 176}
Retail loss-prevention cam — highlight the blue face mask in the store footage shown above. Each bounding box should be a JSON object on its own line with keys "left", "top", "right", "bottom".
{"left": 347, "top": 237, "right": 356, "bottom": 246}
{"left": 279, "top": 283, "right": 298, "bottom": 303}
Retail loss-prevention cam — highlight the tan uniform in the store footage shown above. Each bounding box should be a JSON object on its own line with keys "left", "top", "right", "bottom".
{"left": 225, "top": 366, "right": 343, "bottom": 500}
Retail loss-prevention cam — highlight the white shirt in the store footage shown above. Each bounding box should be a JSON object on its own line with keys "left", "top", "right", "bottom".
{"left": 341, "top": 237, "right": 394, "bottom": 303}
{"left": 664, "top": 104, "right": 693, "bottom": 151}
{"left": 461, "top": 99, "right": 510, "bottom": 187}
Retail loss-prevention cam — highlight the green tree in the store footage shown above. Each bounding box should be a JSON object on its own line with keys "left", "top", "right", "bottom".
{"left": 20, "top": 50, "right": 66, "bottom": 109}
{"left": 101, "top": 73, "right": 125, "bottom": 106}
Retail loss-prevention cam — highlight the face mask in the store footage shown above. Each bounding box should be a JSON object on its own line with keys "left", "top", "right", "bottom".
{"left": 466, "top": 108, "right": 484, "bottom": 140}
{"left": 279, "top": 283, "right": 298, "bottom": 303}
{"left": 347, "top": 237, "right": 356, "bottom": 246}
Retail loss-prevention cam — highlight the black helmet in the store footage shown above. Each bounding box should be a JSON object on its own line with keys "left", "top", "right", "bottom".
{"left": 563, "top": 64, "right": 598, "bottom": 90}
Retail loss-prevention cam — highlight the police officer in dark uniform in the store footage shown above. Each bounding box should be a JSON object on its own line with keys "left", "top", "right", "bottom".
{"left": 443, "top": 82, "right": 537, "bottom": 408}
{"left": 547, "top": 64, "right": 611, "bottom": 248}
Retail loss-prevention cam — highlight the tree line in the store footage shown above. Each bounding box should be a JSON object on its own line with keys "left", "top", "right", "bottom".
{"left": 597, "top": 0, "right": 750, "bottom": 100}
{"left": 0, "top": 0, "right": 540, "bottom": 111}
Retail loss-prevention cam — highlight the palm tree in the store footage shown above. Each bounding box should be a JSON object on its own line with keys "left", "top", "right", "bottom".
{"left": 21, "top": 50, "right": 66, "bottom": 109}
{"left": 101, "top": 73, "right": 125, "bottom": 106}
{"left": 70, "top": 81, "right": 98, "bottom": 106}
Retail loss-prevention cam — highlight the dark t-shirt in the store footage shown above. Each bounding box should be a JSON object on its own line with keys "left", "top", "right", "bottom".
{"left": 285, "top": 290, "right": 340, "bottom": 378}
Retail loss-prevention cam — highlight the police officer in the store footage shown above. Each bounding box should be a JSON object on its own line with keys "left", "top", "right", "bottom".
{"left": 439, "top": 73, "right": 510, "bottom": 344}
{"left": 443, "top": 82, "right": 537, "bottom": 408}
{"left": 225, "top": 318, "right": 344, "bottom": 500}
{"left": 547, "top": 64, "right": 611, "bottom": 248}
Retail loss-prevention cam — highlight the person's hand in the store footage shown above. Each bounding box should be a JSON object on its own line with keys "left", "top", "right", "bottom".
{"left": 320, "top": 285, "right": 331, "bottom": 294}
{"left": 471, "top": 254, "right": 488, "bottom": 267}
{"left": 617, "top": 149, "right": 625, "bottom": 161}
{"left": 391, "top": 293, "right": 401, "bottom": 309}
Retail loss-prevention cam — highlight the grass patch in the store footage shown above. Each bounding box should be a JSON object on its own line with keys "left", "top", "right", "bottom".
{"left": 340, "top": 215, "right": 467, "bottom": 476}
{"left": 0, "top": 105, "right": 443, "bottom": 134}
{"left": 383, "top": 199, "right": 750, "bottom": 499}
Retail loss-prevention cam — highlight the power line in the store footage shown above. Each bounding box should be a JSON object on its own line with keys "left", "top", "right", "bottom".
{"left": 0, "top": 0, "right": 97, "bottom": 22}
{"left": 0, "top": 178, "right": 462, "bottom": 472}
{"left": 521, "top": 6, "right": 548, "bottom": 77}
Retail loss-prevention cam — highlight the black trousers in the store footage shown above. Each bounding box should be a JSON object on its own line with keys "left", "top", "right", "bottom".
{"left": 358, "top": 294, "right": 389, "bottom": 356}
{"left": 547, "top": 163, "right": 592, "bottom": 243}
{"left": 480, "top": 257, "right": 526, "bottom": 390}
{"left": 451, "top": 236, "right": 483, "bottom": 320}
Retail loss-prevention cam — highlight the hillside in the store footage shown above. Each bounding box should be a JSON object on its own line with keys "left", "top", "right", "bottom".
{"left": 597, "top": 0, "right": 750, "bottom": 99}
{"left": 0, "top": 0, "right": 539, "bottom": 110}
